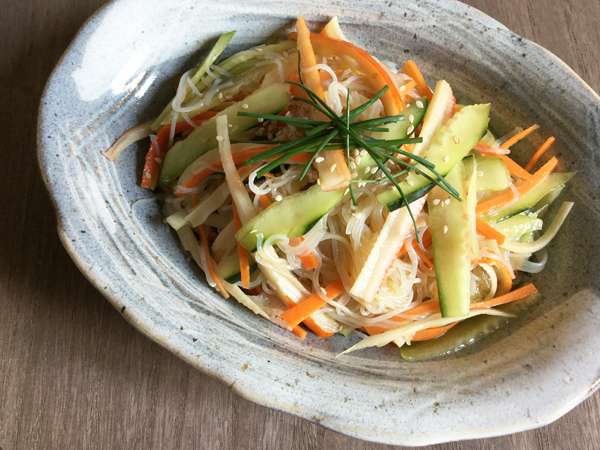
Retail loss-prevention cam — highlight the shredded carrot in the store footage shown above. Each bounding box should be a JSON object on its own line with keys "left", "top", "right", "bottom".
{"left": 289, "top": 234, "right": 321, "bottom": 270}
{"left": 474, "top": 143, "right": 510, "bottom": 156}
{"left": 291, "top": 32, "right": 404, "bottom": 114}
{"left": 525, "top": 136, "right": 556, "bottom": 171}
{"left": 497, "top": 155, "right": 534, "bottom": 180}
{"left": 141, "top": 111, "right": 216, "bottom": 190}
{"left": 478, "top": 256, "right": 513, "bottom": 294}
{"left": 281, "top": 282, "right": 344, "bottom": 330}
{"left": 476, "top": 218, "right": 506, "bottom": 244}
{"left": 402, "top": 60, "right": 433, "bottom": 100}
{"left": 198, "top": 225, "right": 229, "bottom": 298}
{"left": 397, "top": 232, "right": 433, "bottom": 268}
{"left": 476, "top": 156, "right": 559, "bottom": 214}
{"left": 471, "top": 283, "right": 537, "bottom": 309}
{"left": 412, "top": 324, "right": 456, "bottom": 341}
{"left": 257, "top": 195, "right": 272, "bottom": 209}
{"left": 292, "top": 326, "right": 308, "bottom": 340}
{"left": 231, "top": 206, "right": 250, "bottom": 289}
{"left": 500, "top": 124, "right": 540, "bottom": 149}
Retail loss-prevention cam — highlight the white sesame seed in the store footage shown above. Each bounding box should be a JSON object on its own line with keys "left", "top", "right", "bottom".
{"left": 349, "top": 161, "right": 357, "bottom": 170}
{"left": 444, "top": 198, "right": 451, "bottom": 206}
{"left": 353, "top": 149, "right": 360, "bottom": 158}
{"left": 228, "top": 123, "right": 233, "bottom": 128}
{"left": 315, "top": 156, "right": 325, "bottom": 163}
{"left": 407, "top": 125, "right": 415, "bottom": 134}
{"left": 408, "top": 114, "right": 415, "bottom": 124}
{"left": 452, "top": 135, "right": 460, "bottom": 144}
{"left": 216, "top": 135, "right": 224, "bottom": 142}
{"left": 317, "top": 178, "right": 321, "bottom": 185}
{"left": 256, "top": 48, "right": 264, "bottom": 52}
{"left": 442, "top": 155, "right": 449, "bottom": 163}
{"left": 370, "top": 166, "right": 378, "bottom": 174}
{"left": 257, "top": 118, "right": 264, "bottom": 123}
{"left": 218, "top": 92, "right": 224, "bottom": 100}
{"left": 432, "top": 198, "right": 441, "bottom": 206}
{"left": 275, "top": 194, "right": 283, "bottom": 202}
{"left": 360, "top": 149, "right": 368, "bottom": 157}
{"left": 250, "top": 229, "right": 258, "bottom": 234}
{"left": 443, "top": 225, "right": 449, "bottom": 234}
{"left": 416, "top": 100, "right": 424, "bottom": 109}
{"left": 241, "top": 103, "right": 249, "bottom": 109}
{"left": 358, "top": 182, "right": 366, "bottom": 188}
{"left": 330, "top": 163, "right": 337, "bottom": 173}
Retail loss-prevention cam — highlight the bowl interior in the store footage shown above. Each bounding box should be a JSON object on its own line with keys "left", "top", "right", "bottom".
{"left": 38, "top": 0, "right": 600, "bottom": 445}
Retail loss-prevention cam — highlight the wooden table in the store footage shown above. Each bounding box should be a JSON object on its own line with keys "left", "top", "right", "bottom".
{"left": 2, "top": 1, "right": 599, "bottom": 449}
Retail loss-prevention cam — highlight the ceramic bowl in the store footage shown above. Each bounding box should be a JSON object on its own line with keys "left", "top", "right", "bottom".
{"left": 38, "top": 0, "right": 600, "bottom": 445}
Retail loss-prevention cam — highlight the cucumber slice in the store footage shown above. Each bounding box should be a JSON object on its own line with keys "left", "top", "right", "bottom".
{"left": 355, "top": 100, "right": 428, "bottom": 176}
{"left": 492, "top": 212, "right": 543, "bottom": 241}
{"left": 159, "top": 83, "right": 291, "bottom": 186}
{"left": 464, "top": 155, "right": 511, "bottom": 192}
{"left": 486, "top": 172, "right": 574, "bottom": 221}
{"left": 428, "top": 162, "right": 471, "bottom": 317}
{"left": 236, "top": 184, "right": 344, "bottom": 251}
{"left": 399, "top": 292, "right": 540, "bottom": 361}
{"left": 378, "top": 103, "right": 490, "bottom": 210}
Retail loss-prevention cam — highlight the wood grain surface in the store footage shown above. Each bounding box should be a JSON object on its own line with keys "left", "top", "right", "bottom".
{"left": 1, "top": 1, "right": 599, "bottom": 449}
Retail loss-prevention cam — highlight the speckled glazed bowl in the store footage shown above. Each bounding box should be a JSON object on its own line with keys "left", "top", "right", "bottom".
{"left": 38, "top": 0, "right": 600, "bottom": 445}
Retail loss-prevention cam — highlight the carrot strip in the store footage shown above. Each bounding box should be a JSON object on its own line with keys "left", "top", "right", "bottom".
{"left": 231, "top": 206, "right": 250, "bottom": 289}
{"left": 281, "top": 282, "right": 343, "bottom": 330}
{"left": 474, "top": 143, "right": 511, "bottom": 156}
{"left": 471, "top": 283, "right": 537, "bottom": 309}
{"left": 397, "top": 232, "right": 433, "bottom": 268}
{"left": 291, "top": 326, "right": 308, "bottom": 340}
{"left": 289, "top": 235, "right": 321, "bottom": 270}
{"left": 412, "top": 324, "right": 456, "bottom": 341}
{"left": 402, "top": 60, "right": 433, "bottom": 100}
{"left": 478, "top": 256, "right": 513, "bottom": 294}
{"left": 198, "top": 225, "right": 229, "bottom": 298}
{"left": 476, "top": 218, "right": 506, "bottom": 244}
{"left": 497, "top": 155, "right": 533, "bottom": 180}
{"left": 525, "top": 136, "right": 555, "bottom": 171}
{"left": 257, "top": 195, "right": 272, "bottom": 209}
{"left": 500, "top": 124, "right": 540, "bottom": 149}
{"left": 476, "top": 156, "right": 559, "bottom": 214}
{"left": 290, "top": 32, "right": 404, "bottom": 114}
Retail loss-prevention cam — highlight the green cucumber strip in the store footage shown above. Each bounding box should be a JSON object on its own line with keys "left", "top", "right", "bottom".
{"left": 491, "top": 212, "right": 543, "bottom": 241}
{"left": 463, "top": 154, "right": 511, "bottom": 192}
{"left": 428, "top": 162, "right": 471, "bottom": 318}
{"left": 236, "top": 185, "right": 344, "bottom": 251}
{"left": 378, "top": 103, "right": 491, "bottom": 209}
{"left": 399, "top": 292, "right": 540, "bottom": 361}
{"left": 354, "top": 100, "right": 429, "bottom": 176}
{"left": 160, "top": 83, "right": 290, "bottom": 186}
{"left": 152, "top": 32, "right": 236, "bottom": 130}
{"left": 485, "top": 172, "right": 574, "bottom": 221}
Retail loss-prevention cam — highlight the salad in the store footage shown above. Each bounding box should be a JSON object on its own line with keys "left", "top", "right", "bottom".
{"left": 106, "top": 17, "right": 573, "bottom": 360}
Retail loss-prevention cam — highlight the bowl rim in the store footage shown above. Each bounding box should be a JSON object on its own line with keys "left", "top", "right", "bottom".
{"left": 37, "top": 0, "right": 600, "bottom": 445}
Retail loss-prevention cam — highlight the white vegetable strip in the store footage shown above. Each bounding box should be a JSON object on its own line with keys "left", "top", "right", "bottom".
{"left": 211, "top": 221, "right": 236, "bottom": 261}
{"left": 216, "top": 115, "right": 256, "bottom": 223}
{"left": 103, "top": 121, "right": 151, "bottom": 160}
{"left": 350, "top": 197, "right": 426, "bottom": 304}
{"left": 339, "top": 309, "right": 511, "bottom": 355}
{"left": 413, "top": 80, "right": 454, "bottom": 154}
{"left": 223, "top": 281, "right": 271, "bottom": 319}
{"left": 501, "top": 202, "right": 573, "bottom": 253}
{"left": 182, "top": 182, "right": 230, "bottom": 229}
